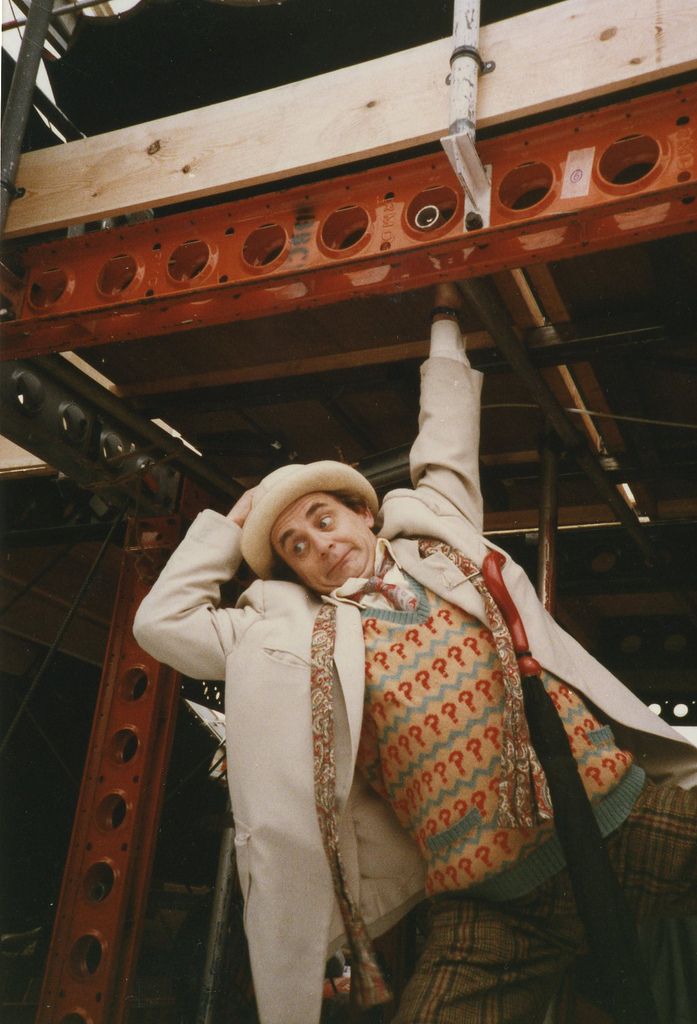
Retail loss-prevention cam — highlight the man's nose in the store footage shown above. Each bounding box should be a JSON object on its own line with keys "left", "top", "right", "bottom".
{"left": 315, "top": 532, "right": 335, "bottom": 556}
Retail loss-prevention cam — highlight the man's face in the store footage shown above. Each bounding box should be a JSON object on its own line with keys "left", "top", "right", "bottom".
{"left": 271, "top": 491, "right": 377, "bottom": 594}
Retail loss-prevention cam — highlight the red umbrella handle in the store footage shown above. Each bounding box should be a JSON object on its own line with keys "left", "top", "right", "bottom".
{"left": 481, "top": 551, "right": 541, "bottom": 678}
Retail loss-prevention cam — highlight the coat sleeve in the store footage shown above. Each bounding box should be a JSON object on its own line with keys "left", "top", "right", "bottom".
{"left": 408, "top": 354, "right": 485, "bottom": 533}
{"left": 133, "top": 509, "right": 261, "bottom": 680}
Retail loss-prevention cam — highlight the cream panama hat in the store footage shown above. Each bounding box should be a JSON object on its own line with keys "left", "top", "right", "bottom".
{"left": 240, "top": 460, "right": 379, "bottom": 579}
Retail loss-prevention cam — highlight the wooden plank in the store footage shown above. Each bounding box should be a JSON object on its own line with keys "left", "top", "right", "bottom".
{"left": 483, "top": 496, "right": 697, "bottom": 534}
{"left": 525, "top": 264, "right": 573, "bottom": 326}
{"left": 0, "top": 436, "right": 51, "bottom": 478}
{"left": 484, "top": 503, "right": 621, "bottom": 532}
{"left": 490, "top": 266, "right": 609, "bottom": 455}
{"left": 7, "top": 0, "right": 697, "bottom": 239}
{"left": 493, "top": 270, "right": 547, "bottom": 331}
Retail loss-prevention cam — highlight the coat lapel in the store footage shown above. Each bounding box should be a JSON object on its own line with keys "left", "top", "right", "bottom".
{"left": 332, "top": 600, "right": 368, "bottom": 775}
{"left": 392, "top": 538, "right": 489, "bottom": 622}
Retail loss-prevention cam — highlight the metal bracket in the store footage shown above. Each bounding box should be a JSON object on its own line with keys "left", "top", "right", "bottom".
{"left": 0, "top": 177, "right": 25, "bottom": 200}
{"left": 441, "top": 18, "right": 494, "bottom": 231}
{"left": 440, "top": 132, "right": 492, "bottom": 231}
{"left": 449, "top": 45, "right": 496, "bottom": 76}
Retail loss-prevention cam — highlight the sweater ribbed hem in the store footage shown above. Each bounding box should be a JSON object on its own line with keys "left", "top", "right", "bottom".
{"left": 464, "top": 764, "right": 646, "bottom": 902}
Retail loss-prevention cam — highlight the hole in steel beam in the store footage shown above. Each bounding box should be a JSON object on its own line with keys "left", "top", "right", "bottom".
{"left": 59, "top": 402, "right": 88, "bottom": 444}
{"left": 413, "top": 204, "right": 440, "bottom": 230}
{"left": 69, "top": 934, "right": 103, "bottom": 979}
{"left": 167, "top": 239, "right": 212, "bottom": 281}
{"left": 320, "top": 206, "right": 370, "bottom": 251}
{"left": 100, "top": 430, "right": 128, "bottom": 467}
{"left": 406, "top": 186, "right": 458, "bottom": 231}
{"left": 241, "top": 224, "right": 287, "bottom": 268}
{"left": 120, "top": 668, "right": 149, "bottom": 702}
{"left": 11, "top": 369, "right": 45, "bottom": 415}
{"left": 498, "top": 163, "right": 554, "bottom": 211}
{"left": 29, "top": 267, "right": 69, "bottom": 308}
{"left": 83, "top": 861, "right": 115, "bottom": 904}
{"left": 597, "top": 134, "right": 660, "bottom": 187}
{"left": 95, "top": 793, "right": 127, "bottom": 831}
{"left": 97, "top": 254, "right": 139, "bottom": 296}
{"left": 110, "top": 728, "right": 139, "bottom": 765}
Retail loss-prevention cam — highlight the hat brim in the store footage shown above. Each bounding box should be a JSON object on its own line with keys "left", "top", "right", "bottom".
{"left": 241, "top": 461, "right": 379, "bottom": 579}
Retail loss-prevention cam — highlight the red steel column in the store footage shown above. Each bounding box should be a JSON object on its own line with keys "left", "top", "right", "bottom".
{"left": 36, "top": 515, "right": 183, "bottom": 1024}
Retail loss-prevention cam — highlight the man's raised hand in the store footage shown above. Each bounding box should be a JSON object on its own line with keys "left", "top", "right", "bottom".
{"left": 227, "top": 487, "right": 258, "bottom": 527}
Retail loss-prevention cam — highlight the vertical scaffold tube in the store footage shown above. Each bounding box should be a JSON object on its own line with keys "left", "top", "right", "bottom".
{"left": 449, "top": 0, "right": 481, "bottom": 138}
{"left": 0, "top": 0, "right": 54, "bottom": 235}
{"left": 537, "top": 428, "right": 559, "bottom": 615}
{"left": 196, "top": 817, "right": 238, "bottom": 1024}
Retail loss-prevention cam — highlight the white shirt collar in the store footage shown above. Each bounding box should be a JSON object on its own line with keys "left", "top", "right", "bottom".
{"left": 330, "top": 537, "right": 406, "bottom": 607}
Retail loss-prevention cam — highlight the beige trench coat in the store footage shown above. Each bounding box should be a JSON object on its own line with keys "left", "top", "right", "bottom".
{"left": 134, "top": 357, "right": 697, "bottom": 1024}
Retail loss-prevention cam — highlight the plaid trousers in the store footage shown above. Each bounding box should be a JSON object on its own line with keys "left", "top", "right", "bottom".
{"left": 393, "top": 780, "right": 697, "bottom": 1024}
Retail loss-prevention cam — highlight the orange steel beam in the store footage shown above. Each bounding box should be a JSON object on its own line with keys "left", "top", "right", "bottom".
{"left": 3, "top": 84, "right": 695, "bottom": 361}
{"left": 36, "top": 516, "right": 183, "bottom": 1024}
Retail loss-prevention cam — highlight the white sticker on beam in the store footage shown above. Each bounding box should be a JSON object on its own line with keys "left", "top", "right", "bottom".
{"left": 561, "top": 147, "right": 596, "bottom": 199}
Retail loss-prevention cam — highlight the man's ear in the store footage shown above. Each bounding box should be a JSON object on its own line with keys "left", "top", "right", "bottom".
{"left": 359, "top": 505, "right": 375, "bottom": 529}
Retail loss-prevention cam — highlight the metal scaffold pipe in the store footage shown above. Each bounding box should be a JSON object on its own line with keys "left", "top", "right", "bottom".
{"left": 449, "top": 0, "right": 481, "bottom": 138}
{"left": 0, "top": 0, "right": 54, "bottom": 236}
{"left": 36, "top": 354, "right": 243, "bottom": 501}
{"left": 537, "top": 428, "right": 559, "bottom": 615}
{"left": 442, "top": 0, "right": 492, "bottom": 229}
{"left": 456, "top": 275, "right": 657, "bottom": 565}
{"left": 3, "top": 0, "right": 106, "bottom": 31}
{"left": 196, "top": 815, "right": 238, "bottom": 1024}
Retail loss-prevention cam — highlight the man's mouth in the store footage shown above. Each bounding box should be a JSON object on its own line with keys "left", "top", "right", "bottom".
{"left": 330, "top": 549, "right": 352, "bottom": 576}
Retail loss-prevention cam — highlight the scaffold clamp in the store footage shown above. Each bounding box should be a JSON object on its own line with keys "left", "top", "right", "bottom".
{"left": 440, "top": 131, "right": 492, "bottom": 232}
{"left": 449, "top": 45, "right": 495, "bottom": 76}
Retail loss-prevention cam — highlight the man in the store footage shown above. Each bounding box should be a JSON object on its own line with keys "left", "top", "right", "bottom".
{"left": 134, "top": 286, "right": 697, "bottom": 1024}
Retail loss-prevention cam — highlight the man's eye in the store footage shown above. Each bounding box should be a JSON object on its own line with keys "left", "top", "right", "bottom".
{"left": 292, "top": 539, "right": 307, "bottom": 556}
{"left": 319, "top": 515, "right": 332, "bottom": 529}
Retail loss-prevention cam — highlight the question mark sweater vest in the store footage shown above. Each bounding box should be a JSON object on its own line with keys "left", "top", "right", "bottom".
{"left": 355, "top": 575, "right": 645, "bottom": 899}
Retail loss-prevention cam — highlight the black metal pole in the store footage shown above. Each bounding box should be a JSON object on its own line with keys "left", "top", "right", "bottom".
{"left": 3, "top": 0, "right": 99, "bottom": 31}
{"left": 196, "top": 814, "right": 237, "bottom": 1024}
{"left": 0, "top": 0, "right": 55, "bottom": 236}
{"left": 456, "top": 276, "right": 657, "bottom": 565}
{"left": 37, "top": 354, "right": 243, "bottom": 501}
{"left": 537, "top": 426, "right": 559, "bottom": 615}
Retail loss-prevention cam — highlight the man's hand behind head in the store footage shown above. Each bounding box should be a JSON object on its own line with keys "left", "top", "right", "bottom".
{"left": 227, "top": 487, "right": 258, "bottom": 528}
